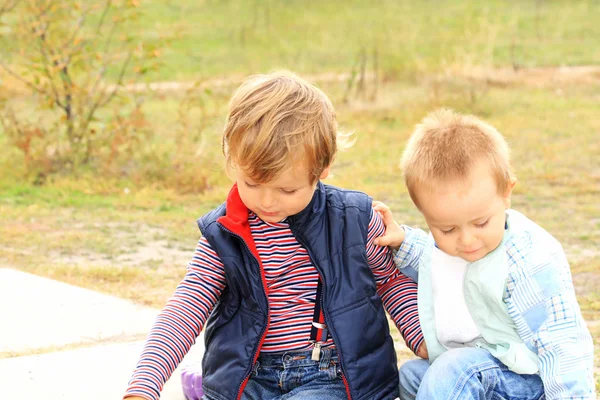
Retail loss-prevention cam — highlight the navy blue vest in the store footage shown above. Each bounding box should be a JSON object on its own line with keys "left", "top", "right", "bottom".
{"left": 197, "top": 183, "right": 399, "bottom": 400}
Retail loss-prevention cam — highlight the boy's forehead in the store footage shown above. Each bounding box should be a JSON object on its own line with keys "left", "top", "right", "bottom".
{"left": 418, "top": 173, "right": 501, "bottom": 222}
{"left": 419, "top": 160, "right": 500, "bottom": 193}
{"left": 241, "top": 161, "right": 312, "bottom": 186}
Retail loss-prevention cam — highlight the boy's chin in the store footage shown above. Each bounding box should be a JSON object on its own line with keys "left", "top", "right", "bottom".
{"left": 458, "top": 249, "right": 486, "bottom": 262}
{"left": 257, "top": 212, "right": 286, "bottom": 223}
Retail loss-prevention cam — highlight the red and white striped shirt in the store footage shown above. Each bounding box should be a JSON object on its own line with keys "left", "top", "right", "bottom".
{"left": 124, "top": 209, "right": 422, "bottom": 400}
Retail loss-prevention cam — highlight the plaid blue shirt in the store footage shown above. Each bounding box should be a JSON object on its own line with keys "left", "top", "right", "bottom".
{"left": 394, "top": 209, "right": 596, "bottom": 400}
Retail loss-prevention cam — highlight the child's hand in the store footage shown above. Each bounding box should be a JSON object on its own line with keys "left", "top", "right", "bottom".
{"left": 416, "top": 341, "right": 428, "bottom": 359}
{"left": 372, "top": 201, "right": 406, "bottom": 251}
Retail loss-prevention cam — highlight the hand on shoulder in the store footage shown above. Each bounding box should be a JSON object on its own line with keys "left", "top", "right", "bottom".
{"left": 372, "top": 201, "right": 406, "bottom": 250}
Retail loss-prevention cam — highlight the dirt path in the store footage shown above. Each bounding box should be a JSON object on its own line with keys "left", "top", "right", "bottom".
{"left": 117, "top": 66, "right": 600, "bottom": 93}
{"left": 3, "top": 65, "right": 598, "bottom": 98}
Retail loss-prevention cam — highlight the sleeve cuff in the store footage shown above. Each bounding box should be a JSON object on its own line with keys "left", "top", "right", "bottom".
{"left": 393, "top": 225, "right": 415, "bottom": 268}
{"left": 407, "top": 335, "right": 425, "bottom": 356}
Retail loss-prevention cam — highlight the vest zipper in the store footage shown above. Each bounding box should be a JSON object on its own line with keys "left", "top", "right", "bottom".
{"left": 290, "top": 226, "right": 353, "bottom": 400}
{"left": 218, "top": 224, "right": 270, "bottom": 400}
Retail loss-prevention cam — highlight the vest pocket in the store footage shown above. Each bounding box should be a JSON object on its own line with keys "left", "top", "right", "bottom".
{"left": 327, "top": 295, "right": 398, "bottom": 400}
{"left": 329, "top": 296, "right": 372, "bottom": 317}
{"left": 328, "top": 294, "right": 392, "bottom": 361}
{"left": 204, "top": 305, "right": 263, "bottom": 351}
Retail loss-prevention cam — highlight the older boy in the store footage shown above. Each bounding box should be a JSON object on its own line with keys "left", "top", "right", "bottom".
{"left": 123, "top": 72, "right": 425, "bottom": 400}
{"left": 374, "top": 109, "right": 595, "bottom": 400}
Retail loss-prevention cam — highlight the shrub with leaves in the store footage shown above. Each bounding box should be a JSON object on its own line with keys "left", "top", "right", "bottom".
{"left": 0, "top": 0, "right": 157, "bottom": 177}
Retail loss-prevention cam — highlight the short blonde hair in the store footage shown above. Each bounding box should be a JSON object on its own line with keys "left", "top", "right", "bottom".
{"left": 223, "top": 71, "right": 345, "bottom": 183}
{"left": 401, "top": 108, "right": 514, "bottom": 207}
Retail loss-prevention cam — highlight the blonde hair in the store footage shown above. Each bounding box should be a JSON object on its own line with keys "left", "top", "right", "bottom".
{"left": 401, "top": 108, "right": 514, "bottom": 207}
{"left": 223, "top": 71, "right": 348, "bottom": 183}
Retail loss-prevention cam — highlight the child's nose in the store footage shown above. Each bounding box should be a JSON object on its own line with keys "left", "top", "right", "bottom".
{"left": 459, "top": 230, "right": 476, "bottom": 246}
{"left": 260, "top": 190, "right": 276, "bottom": 209}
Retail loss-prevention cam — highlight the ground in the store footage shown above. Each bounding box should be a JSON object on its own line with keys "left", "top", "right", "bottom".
{"left": 1, "top": 67, "right": 599, "bottom": 389}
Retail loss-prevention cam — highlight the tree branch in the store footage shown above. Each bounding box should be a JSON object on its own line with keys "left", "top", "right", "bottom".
{"left": 0, "top": 58, "right": 47, "bottom": 94}
{"left": 80, "top": 0, "right": 116, "bottom": 104}
{"left": 83, "top": 19, "right": 119, "bottom": 108}
{"left": 35, "top": 21, "right": 66, "bottom": 109}
{"left": 81, "top": 50, "right": 132, "bottom": 135}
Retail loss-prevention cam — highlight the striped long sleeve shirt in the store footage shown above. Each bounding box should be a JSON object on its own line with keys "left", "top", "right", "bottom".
{"left": 124, "top": 209, "right": 422, "bottom": 400}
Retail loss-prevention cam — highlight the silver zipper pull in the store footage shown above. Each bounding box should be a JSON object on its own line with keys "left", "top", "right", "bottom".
{"left": 311, "top": 342, "right": 321, "bottom": 361}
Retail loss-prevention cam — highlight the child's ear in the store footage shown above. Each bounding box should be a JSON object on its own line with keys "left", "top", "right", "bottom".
{"left": 503, "top": 177, "right": 517, "bottom": 209}
{"left": 319, "top": 166, "right": 331, "bottom": 180}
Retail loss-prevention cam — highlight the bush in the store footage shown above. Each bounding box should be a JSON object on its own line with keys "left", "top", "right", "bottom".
{"left": 0, "top": 0, "right": 152, "bottom": 176}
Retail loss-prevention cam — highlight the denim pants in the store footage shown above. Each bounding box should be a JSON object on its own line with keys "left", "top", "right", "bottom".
{"left": 399, "top": 348, "right": 545, "bottom": 400}
{"left": 203, "top": 348, "right": 347, "bottom": 400}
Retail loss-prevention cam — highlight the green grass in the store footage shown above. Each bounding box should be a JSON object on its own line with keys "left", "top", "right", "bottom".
{"left": 5, "top": 0, "right": 598, "bottom": 81}
{"left": 121, "top": 0, "right": 600, "bottom": 81}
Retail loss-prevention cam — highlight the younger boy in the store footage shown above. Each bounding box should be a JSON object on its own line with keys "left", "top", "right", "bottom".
{"left": 123, "top": 71, "right": 425, "bottom": 400}
{"left": 374, "top": 109, "right": 595, "bottom": 400}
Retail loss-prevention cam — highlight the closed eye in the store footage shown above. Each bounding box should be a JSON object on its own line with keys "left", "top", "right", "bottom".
{"left": 475, "top": 219, "right": 489, "bottom": 228}
{"left": 244, "top": 181, "right": 258, "bottom": 188}
{"left": 280, "top": 189, "right": 298, "bottom": 195}
{"left": 440, "top": 228, "right": 455, "bottom": 235}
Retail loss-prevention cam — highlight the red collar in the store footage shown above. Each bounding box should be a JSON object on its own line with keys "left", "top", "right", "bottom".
{"left": 217, "top": 184, "right": 249, "bottom": 229}
{"left": 217, "top": 184, "right": 260, "bottom": 258}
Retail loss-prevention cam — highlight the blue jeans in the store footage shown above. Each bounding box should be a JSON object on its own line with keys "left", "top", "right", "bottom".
{"left": 399, "top": 348, "right": 545, "bottom": 400}
{"left": 203, "top": 348, "right": 347, "bottom": 400}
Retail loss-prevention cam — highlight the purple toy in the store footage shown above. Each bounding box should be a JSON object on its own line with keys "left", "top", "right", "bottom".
{"left": 181, "top": 364, "right": 204, "bottom": 400}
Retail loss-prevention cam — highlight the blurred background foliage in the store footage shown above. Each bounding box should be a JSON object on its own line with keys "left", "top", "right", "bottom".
{"left": 1, "top": 0, "right": 599, "bottom": 192}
